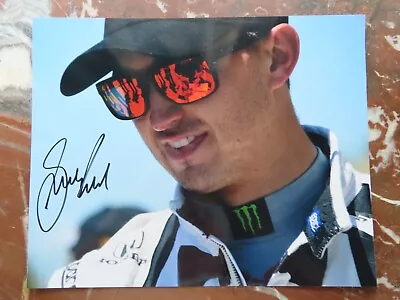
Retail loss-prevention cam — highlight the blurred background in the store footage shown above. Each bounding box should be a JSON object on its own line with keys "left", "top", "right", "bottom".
{"left": 28, "top": 14, "right": 369, "bottom": 288}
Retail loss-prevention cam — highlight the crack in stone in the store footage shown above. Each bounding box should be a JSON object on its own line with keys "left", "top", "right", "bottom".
{"left": 377, "top": 276, "right": 400, "bottom": 292}
{"left": 253, "top": 286, "right": 288, "bottom": 300}
{"left": 375, "top": 219, "right": 400, "bottom": 244}
{"left": 0, "top": 120, "right": 30, "bottom": 136}
{"left": 368, "top": 106, "right": 400, "bottom": 173}
{"left": 52, "top": 0, "right": 69, "bottom": 17}
{"left": 0, "top": 140, "right": 30, "bottom": 154}
{"left": 377, "top": 236, "right": 394, "bottom": 246}
{"left": 372, "top": 191, "right": 400, "bottom": 206}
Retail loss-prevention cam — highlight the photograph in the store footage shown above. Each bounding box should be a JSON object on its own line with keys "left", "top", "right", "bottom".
{"left": 28, "top": 15, "right": 376, "bottom": 288}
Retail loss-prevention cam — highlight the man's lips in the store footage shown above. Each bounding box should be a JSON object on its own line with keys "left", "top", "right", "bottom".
{"left": 161, "top": 133, "right": 208, "bottom": 161}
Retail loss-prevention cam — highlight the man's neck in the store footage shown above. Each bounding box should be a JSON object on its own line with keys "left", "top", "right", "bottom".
{"left": 176, "top": 124, "right": 319, "bottom": 242}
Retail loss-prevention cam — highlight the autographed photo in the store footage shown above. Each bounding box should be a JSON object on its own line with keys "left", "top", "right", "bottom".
{"left": 28, "top": 15, "right": 376, "bottom": 289}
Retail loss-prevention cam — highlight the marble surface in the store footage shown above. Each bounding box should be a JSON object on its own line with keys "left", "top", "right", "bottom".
{"left": 0, "top": 0, "right": 399, "bottom": 299}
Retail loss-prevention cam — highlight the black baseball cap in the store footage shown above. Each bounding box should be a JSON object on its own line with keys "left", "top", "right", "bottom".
{"left": 60, "top": 16, "right": 288, "bottom": 97}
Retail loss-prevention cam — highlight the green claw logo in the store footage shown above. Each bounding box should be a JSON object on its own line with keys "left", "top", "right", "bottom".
{"left": 234, "top": 204, "right": 262, "bottom": 234}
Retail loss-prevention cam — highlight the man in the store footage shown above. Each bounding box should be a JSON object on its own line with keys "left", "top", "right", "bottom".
{"left": 48, "top": 17, "right": 376, "bottom": 288}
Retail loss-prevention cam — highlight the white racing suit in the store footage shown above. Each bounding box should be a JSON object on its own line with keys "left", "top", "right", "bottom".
{"left": 48, "top": 126, "right": 376, "bottom": 288}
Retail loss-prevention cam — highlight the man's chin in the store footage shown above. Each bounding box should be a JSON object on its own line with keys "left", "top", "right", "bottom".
{"left": 170, "top": 162, "right": 222, "bottom": 193}
{"left": 176, "top": 177, "right": 221, "bottom": 195}
{"left": 182, "top": 183, "right": 216, "bottom": 194}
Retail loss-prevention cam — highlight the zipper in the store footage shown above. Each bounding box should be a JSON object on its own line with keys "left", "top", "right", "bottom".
{"left": 209, "top": 236, "right": 246, "bottom": 286}
{"left": 172, "top": 212, "right": 247, "bottom": 286}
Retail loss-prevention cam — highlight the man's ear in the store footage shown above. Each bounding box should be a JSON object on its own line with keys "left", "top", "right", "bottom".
{"left": 264, "top": 24, "right": 300, "bottom": 90}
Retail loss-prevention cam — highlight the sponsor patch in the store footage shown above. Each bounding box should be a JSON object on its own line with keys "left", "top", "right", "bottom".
{"left": 307, "top": 208, "right": 323, "bottom": 236}
{"left": 227, "top": 198, "right": 274, "bottom": 239}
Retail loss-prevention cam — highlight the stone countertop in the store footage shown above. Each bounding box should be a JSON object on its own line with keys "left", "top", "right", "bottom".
{"left": 0, "top": 0, "right": 398, "bottom": 299}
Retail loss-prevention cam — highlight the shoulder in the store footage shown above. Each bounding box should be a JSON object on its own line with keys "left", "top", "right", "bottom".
{"left": 101, "top": 209, "right": 174, "bottom": 251}
{"left": 345, "top": 167, "right": 373, "bottom": 235}
{"left": 47, "top": 209, "right": 175, "bottom": 288}
{"left": 346, "top": 164, "right": 372, "bottom": 205}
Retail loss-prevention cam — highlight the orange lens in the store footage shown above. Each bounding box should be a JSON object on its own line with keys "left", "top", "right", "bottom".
{"left": 154, "top": 59, "right": 216, "bottom": 104}
{"left": 100, "top": 78, "right": 146, "bottom": 119}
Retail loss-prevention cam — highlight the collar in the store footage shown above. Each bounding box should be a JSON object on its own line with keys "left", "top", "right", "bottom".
{"left": 301, "top": 125, "right": 357, "bottom": 259}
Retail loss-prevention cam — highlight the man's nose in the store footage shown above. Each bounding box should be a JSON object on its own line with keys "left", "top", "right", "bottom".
{"left": 148, "top": 86, "right": 184, "bottom": 132}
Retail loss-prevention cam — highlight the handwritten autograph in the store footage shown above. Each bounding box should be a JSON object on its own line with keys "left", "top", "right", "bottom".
{"left": 36, "top": 133, "right": 111, "bottom": 232}
{"left": 102, "top": 231, "right": 147, "bottom": 266}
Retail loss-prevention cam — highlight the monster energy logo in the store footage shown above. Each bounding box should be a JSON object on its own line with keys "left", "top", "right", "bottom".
{"left": 233, "top": 204, "right": 262, "bottom": 234}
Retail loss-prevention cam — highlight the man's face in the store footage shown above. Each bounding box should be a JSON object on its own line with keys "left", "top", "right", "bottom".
{"left": 115, "top": 45, "right": 277, "bottom": 195}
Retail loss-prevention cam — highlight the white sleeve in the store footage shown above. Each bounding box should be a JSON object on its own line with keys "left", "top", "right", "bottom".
{"left": 47, "top": 267, "right": 65, "bottom": 288}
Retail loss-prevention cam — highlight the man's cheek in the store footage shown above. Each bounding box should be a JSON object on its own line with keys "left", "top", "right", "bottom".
{"left": 134, "top": 122, "right": 152, "bottom": 144}
{"left": 134, "top": 127, "right": 160, "bottom": 158}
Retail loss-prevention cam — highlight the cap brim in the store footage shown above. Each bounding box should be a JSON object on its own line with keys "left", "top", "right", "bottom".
{"left": 60, "top": 18, "right": 285, "bottom": 96}
{"left": 60, "top": 42, "right": 112, "bottom": 96}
